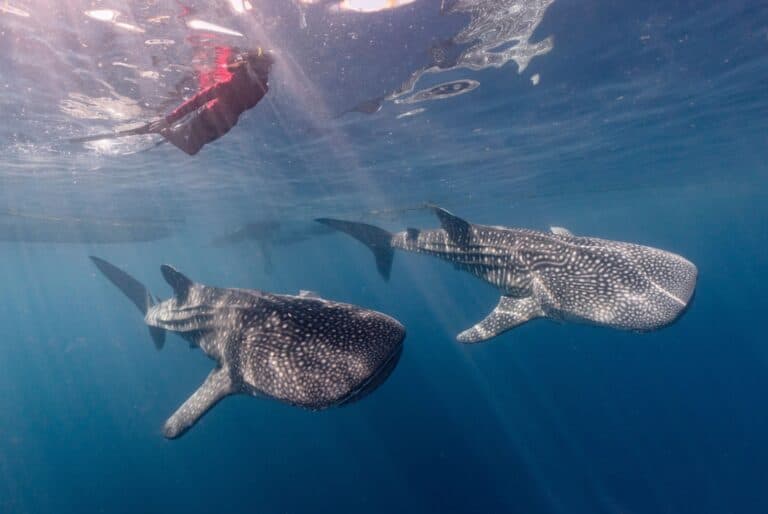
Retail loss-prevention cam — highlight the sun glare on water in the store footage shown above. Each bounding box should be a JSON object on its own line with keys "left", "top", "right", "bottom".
{"left": 299, "top": 0, "right": 415, "bottom": 13}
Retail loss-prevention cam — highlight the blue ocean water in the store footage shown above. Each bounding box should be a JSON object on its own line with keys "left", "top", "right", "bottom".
{"left": 1, "top": 0, "right": 767, "bottom": 512}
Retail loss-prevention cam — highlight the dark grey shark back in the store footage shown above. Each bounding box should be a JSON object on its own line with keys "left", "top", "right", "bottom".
{"left": 224, "top": 292, "right": 405, "bottom": 409}
{"left": 567, "top": 235, "right": 698, "bottom": 310}
{"left": 516, "top": 231, "right": 698, "bottom": 331}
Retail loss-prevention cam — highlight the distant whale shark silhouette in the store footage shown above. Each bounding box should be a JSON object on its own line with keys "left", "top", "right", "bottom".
{"left": 0, "top": 210, "right": 177, "bottom": 243}
{"left": 317, "top": 205, "right": 697, "bottom": 342}
{"left": 210, "top": 221, "right": 334, "bottom": 274}
{"left": 210, "top": 221, "right": 335, "bottom": 247}
{"left": 90, "top": 257, "right": 405, "bottom": 438}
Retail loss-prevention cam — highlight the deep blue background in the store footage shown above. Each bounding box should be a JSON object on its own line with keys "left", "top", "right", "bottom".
{"left": 0, "top": 0, "right": 767, "bottom": 513}
{"left": 1, "top": 189, "right": 766, "bottom": 513}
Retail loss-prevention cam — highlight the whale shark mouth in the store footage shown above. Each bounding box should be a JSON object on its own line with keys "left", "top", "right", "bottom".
{"left": 649, "top": 279, "right": 688, "bottom": 307}
{"left": 336, "top": 340, "right": 404, "bottom": 407}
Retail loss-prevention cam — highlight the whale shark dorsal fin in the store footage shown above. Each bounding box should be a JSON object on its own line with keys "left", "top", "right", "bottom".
{"left": 163, "top": 366, "right": 234, "bottom": 439}
{"left": 428, "top": 204, "right": 471, "bottom": 245}
{"left": 406, "top": 227, "right": 420, "bottom": 240}
{"left": 550, "top": 226, "right": 573, "bottom": 236}
{"left": 299, "top": 290, "right": 320, "bottom": 299}
{"left": 160, "top": 265, "right": 193, "bottom": 303}
{"left": 457, "top": 296, "right": 543, "bottom": 343}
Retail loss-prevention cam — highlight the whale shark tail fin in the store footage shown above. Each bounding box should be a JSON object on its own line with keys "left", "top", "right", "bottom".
{"left": 315, "top": 218, "right": 394, "bottom": 281}
{"left": 90, "top": 256, "right": 166, "bottom": 350}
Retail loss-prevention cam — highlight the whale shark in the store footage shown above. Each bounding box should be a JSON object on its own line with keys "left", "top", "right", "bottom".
{"left": 0, "top": 209, "right": 177, "bottom": 243}
{"left": 210, "top": 220, "right": 335, "bottom": 247}
{"left": 210, "top": 220, "right": 334, "bottom": 274}
{"left": 90, "top": 257, "right": 405, "bottom": 438}
{"left": 316, "top": 205, "right": 697, "bottom": 342}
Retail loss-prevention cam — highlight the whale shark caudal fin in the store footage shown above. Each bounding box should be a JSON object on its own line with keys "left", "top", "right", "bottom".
{"left": 163, "top": 366, "right": 234, "bottom": 439}
{"left": 90, "top": 256, "right": 166, "bottom": 350}
{"left": 160, "top": 264, "right": 193, "bottom": 303}
{"left": 315, "top": 218, "right": 394, "bottom": 280}
{"left": 426, "top": 204, "right": 471, "bottom": 245}
{"left": 457, "top": 296, "right": 543, "bottom": 343}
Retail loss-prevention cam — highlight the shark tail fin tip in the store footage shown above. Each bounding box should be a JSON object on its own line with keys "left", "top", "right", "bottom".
{"left": 90, "top": 256, "right": 154, "bottom": 314}
{"left": 149, "top": 326, "right": 166, "bottom": 350}
{"left": 90, "top": 256, "right": 167, "bottom": 350}
{"left": 315, "top": 218, "right": 394, "bottom": 281}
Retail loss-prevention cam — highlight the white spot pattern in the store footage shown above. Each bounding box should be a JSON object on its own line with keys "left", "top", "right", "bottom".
{"left": 388, "top": 207, "right": 698, "bottom": 339}
{"left": 146, "top": 281, "right": 405, "bottom": 437}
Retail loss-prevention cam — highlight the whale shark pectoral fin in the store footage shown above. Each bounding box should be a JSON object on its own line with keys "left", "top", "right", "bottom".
{"left": 299, "top": 290, "right": 320, "bottom": 298}
{"left": 162, "top": 366, "right": 235, "bottom": 439}
{"left": 457, "top": 296, "right": 543, "bottom": 343}
{"left": 160, "top": 265, "right": 193, "bottom": 303}
{"left": 550, "top": 226, "right": 573, "bottom": 236}
{"left": 427, "top": 205, "right": 471, "bottom": 245}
